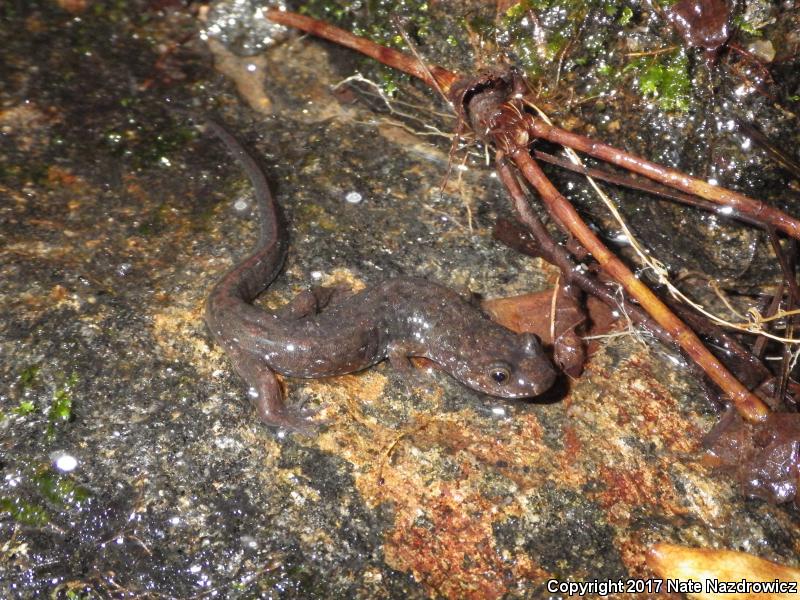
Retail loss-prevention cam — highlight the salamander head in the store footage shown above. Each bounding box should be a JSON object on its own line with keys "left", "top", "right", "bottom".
{"left": 451, "top": 330, "right": 557, "bottom": 398}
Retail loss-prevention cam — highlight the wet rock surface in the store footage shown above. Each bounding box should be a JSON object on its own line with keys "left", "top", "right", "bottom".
{"left": 1, "top": 1, "right": 799, "bottom": 597}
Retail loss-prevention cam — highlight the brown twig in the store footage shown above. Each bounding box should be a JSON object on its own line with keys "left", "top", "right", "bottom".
{"left": 494, "top": 153, "right": 587, "bottom": 375}
{"left": 625, "top": 45, "right": 680, "bottom": 57}
{"left": 509, "top": 144, "right": 768, "bottom": 421}
{"left": 492, "top": 216, "right": 673, "bottom": 347}
{"left": 525, "top": 119, "right": 800, "bottom": 240}
{"left": 736, "top": 119, "right": 800, "bottom": 179}
{"left": 767, "top": 231, "right": 799, "bottom": 406}
{"left": 531, "top": 149, "right": 767, "bottom": 229}
{"left": 391, "top": 16, "right": 450, "bottom": 105}
{"left": 267, "top": 9, "right": 459, "bottom": 93}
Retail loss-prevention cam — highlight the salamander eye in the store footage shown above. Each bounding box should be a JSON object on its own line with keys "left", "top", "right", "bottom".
{"left": 490, "top": 365, "right": 511, "bottom": 384}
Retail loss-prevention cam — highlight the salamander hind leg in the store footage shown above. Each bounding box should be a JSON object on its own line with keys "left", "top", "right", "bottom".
{"left": 225, "top": 344, "right": 318, "bottom": 434}
{"left": 274, "top": 285, "right": 353, "bottom": 320}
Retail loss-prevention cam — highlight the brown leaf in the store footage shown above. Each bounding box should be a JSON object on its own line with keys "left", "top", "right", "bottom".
{"left": 551, "top": 283, "right": 586, "bottom": 378}
{"left": 666, "top": 0, "right": 731, "bottom": 53}
{"left": 703, "top": 411, "right": 800, "bottom": 505}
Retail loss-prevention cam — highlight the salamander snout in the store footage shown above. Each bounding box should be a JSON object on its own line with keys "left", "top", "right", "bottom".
{"left": 456, "top": 332, "right": 557, "bottom": 398}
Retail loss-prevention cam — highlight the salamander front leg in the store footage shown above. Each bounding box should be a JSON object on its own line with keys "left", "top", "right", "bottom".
{"left": 387, "top": 341, "right": 429, "bottom": 387}
{"left": 225, "top": 344, "right": 318, "bottom": 434}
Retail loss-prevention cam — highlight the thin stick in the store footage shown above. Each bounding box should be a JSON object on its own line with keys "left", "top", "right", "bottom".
{"left": 767, "top": 231, "right": 799, "bottom": 405}
{"left": 624, "top": 45, "right": 679, "bottom": 57}
{"left": 736, "top": 119, "right": 800, "bottom": 177}
{"left": 526, "top": 119, "right": 800, "bottom": 241}
{"left": 266, "top": 9, "right": 459, "bottom": 93}
{"left": 391, "top": 16, "right": 450, "bottom": 105}
{"left": 531, "top": 150, "right": 766, "bottom": 229}
{"left": 509, "top": 148, "right": 770, "bottom": 422}
{"left": 753, "top": 280, "right": 785, "bottom": 358}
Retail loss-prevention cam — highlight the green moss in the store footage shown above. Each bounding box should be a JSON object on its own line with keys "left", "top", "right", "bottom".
{"left": 0, "top": 466, "right": 91, "bottom": 529}
{"left": 732, "top": 14, "right": 763, "bottom": 37}
{"left": 597, "top": 63, "right": 613, "bottom": 76}
{"left": 19, "top": 364, "right": 40, "bottom": 389}
{"left": 498, "top": 0, "right": 615, "bottom": 81}
{"left": 13, "top": 363, "right": 42, "bottom": 415}
{"left": 545, "top": 33, "right": 568, "bottom": 60}
{"left": 505, "top": 2, "right": 527, "bottom": 19}
{"left": 498, "top": 2, "right": 544, "bottom": 78}
{"left": 8, "top": 368, "right": 82, "bottom": 429}
{"left": 0, "top": 496, "right": 50, "bottom": 527}
{"left": 635, "top": 50, "right": 691, "bottom": 112}
{"left": 379, "top": 73, "right": 399, "bottom": 96}
{"left": 618, "top": 6, "right": 633, "bottom": 25}
{"left": 14, "top": 400, "right": 36, "bottom": 416}
{"left": 33, "top": 468, "right": 91, "bottom": 508}
{"left": 50, "top": 372, "right": 78, "bottom": 425}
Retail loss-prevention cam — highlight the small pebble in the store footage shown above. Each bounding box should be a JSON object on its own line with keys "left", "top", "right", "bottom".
{"left": 345, "top": 191, "right": 362, "bottom": 204}
{"left": 747, "top": 40, "right": 775, "bottom": 63}
{"left": 51, "top": 452, "right": 78, "bottom": 472}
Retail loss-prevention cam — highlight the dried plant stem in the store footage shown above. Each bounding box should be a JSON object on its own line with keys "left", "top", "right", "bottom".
{"left": 508, "top": 149, "right": 769, "bottom": 422}
{"left": 492, "top": 216, "right": 671, "bottom": 346}
{"left": 526, "top": 120, "right": 800, "bottom": 240}
{"left": 266, "top": 9, "right": 458, "bottom": 92}
{"left": 530, "top": 149, "right": 766, "bottom": 228}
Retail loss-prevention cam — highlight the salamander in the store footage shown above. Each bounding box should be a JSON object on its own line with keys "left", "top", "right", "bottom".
{"left": 204, "top": 120, "right": 557, "bottom": 432}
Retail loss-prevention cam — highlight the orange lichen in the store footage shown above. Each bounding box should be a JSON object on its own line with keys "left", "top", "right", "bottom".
{"left": 384, "top": 485, "right": 545, "bottom": 599}
{"left": 591, "top": 465, "right": 687, "bottom": 527}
